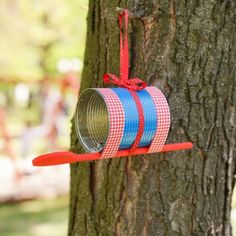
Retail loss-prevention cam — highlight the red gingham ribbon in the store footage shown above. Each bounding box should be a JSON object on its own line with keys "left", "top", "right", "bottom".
{"left": 145, "top": 87, "right": 171, "bottom": 152}
{"left": 97, "top": 88, "right": 125, "bottom": 159}
{"left": 103, "top": 9, "right": 147, "bottom": 155}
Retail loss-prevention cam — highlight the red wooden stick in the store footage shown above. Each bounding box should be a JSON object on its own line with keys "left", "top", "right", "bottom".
{"left": 32, "top": 142, "right": 193, "bottom": 166}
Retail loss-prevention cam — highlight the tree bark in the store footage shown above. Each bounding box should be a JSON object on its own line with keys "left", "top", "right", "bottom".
{"left": 68, "top": 1, "right": 236, "bottom": 235}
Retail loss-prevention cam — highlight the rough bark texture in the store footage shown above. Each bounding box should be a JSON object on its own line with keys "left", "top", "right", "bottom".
{"left": 69, "top": 1, "right": 236, "bottom": 235}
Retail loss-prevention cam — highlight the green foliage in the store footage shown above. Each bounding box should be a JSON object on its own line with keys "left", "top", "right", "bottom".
{"left": 0, "top": 196, "right": 69, "bottom": 236}
{"left": 0, "top": 0, "right": 88, "bottom": 81}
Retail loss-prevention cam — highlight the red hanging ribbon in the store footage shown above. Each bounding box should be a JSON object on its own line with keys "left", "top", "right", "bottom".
{"left": 103, "top": 10, "right": 146, "bottom": 91}
{"left": 103, "top": 9, "right": 147, "bottom": 154}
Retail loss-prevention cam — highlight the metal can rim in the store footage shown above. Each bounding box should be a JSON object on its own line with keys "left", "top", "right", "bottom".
{"left": 75, "top": 88, "right": 110, "bottom": 153}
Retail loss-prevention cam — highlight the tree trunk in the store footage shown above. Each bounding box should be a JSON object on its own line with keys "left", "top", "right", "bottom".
{"left": 69, "top": 1, "right": 236, "bottom": 235}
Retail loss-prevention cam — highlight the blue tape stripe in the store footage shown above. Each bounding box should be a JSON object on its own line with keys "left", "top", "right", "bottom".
{"left": 112, "top": 88, "right": 157, "bottom": 149}
{"left": 112, "top": 88, "right": 138, "bottom": 149}
{"left": 136, "top": 89, "right": 157, "bottom": 147}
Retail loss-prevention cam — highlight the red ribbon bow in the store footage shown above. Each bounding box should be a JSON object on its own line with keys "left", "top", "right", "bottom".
{"left": 103, "top": 10, "right": 147, "bottom": 91}
{"left": 103, "top": 74, "right": 146, "bottom": 91}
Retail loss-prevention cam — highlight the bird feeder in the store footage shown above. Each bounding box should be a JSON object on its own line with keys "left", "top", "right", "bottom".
{"left": 32, "top": 9, "right": 192, "bottom": 167}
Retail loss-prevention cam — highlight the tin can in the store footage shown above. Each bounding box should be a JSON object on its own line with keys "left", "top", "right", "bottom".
{"left": 75, "top": 88, "right": 159, "bottom": 153}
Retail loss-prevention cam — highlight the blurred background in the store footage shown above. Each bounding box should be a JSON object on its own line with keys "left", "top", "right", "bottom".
{"left": 0, "top": 0, "right": 87, "bottom": 235}
{"left": 0, "top": 1, "right": 236, "bottom": 236}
